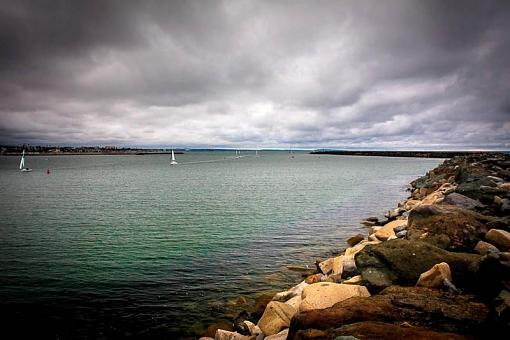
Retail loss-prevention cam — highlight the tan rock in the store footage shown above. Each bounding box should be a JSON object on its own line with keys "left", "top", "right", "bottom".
{"left": 318, "top": 256, "right": 343, "bottom": 275}
{"left": 486, "top": 229, "right": 510, "bottom": 251}
{"left": 257, "top": 301, "right": 296, "bottom": 335}
{"left": 421, "top": 191, "right": 445, "bottom": 205}
{"left": 370, "top": 226, "right": 382, "bottom": 234}
{"left": 405, "top": 199, "right": 421, "bottom": 210}
{"left": 368, "top": 233, "right": 379, "bottom": 241}
{"left": 214, "top": 329, "right": 252, "bottom": 340}
{"left": 342, "top": 275, "right": 362, "bottom": 285}
{"left": 199, "top": 337, "right": 215, "bottom": 340}
{"left": 305, "top": 273, "right": 323, "bottom": 284}
{"left": 437, "top": 182, "right": 457, "bottom": 195}
{"left": 498, "top": 182, "right": 510, "bottom": 191}
{"left": 284, "top": 295, "right": 302, "bottom": 310}
{"left": 300, "top": 282, "right": 370, "bottom": 312}
{"left": 416, "top": 262, "right": 452, "bottom": 289}
{"left": 264, "top": 328, "right": 288, "bottom": 340}
{"left": 344, "top": 240, "right": 380, "bottom": 258}
{"left": 347, "top": 234, "right": 365, "bottom": 247}
{"left": 375, "top": 220, "right": 407, "bottom": 241}
{"left": 272, "top": 280, "right": 308, "bottom": 302}
{"left": 475, "top": 240, "right": 500, "bottom": 255}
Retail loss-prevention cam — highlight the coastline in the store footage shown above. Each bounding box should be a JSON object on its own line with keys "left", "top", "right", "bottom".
{"left": 200, "top": 153, "right": 510, "bottom": 340}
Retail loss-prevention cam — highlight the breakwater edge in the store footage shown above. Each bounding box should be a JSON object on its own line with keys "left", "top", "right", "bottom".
{"left": 201, "top": 153, "right": 510, "bottom": 340}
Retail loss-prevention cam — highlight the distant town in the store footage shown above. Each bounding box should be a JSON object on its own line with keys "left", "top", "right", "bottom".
{"left": 0, "top": 145, "right": 185, "bottom": 155}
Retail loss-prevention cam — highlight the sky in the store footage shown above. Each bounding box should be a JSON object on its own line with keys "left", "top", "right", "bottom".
{"left": 0, "top": 0, "right": 509, "bottom": 150}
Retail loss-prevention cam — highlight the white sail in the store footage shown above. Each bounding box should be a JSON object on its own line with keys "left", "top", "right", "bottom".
{"left": 19, "top": 150, "right": 25, "bottom": 169}
{"left": 170, "top": 149, "right": 178, "bottom": 165}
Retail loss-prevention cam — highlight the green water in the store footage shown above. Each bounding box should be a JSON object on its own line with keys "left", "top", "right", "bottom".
{"left": 0, "top": 151, "right": 441, "bottom": 338}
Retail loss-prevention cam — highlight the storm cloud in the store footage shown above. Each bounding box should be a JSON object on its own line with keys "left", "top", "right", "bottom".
{"left": 0, "top": 0, "right": 509, "bottom": 149}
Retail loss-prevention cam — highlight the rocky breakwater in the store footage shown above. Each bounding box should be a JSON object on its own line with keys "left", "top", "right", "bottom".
{"left": 200, "top": 153, "right": 510, "bottom": 340}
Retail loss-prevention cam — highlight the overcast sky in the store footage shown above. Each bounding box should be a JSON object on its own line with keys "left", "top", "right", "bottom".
{"left": 0, "top": 0, "right": 509, "bottom": 149}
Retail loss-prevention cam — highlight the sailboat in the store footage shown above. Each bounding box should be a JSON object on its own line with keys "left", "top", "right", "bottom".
{"left": 19, "top": 150, "right": 32, "bottom": 172}
{"left": 170, "top": 149, "right": 178, "bottom": 165}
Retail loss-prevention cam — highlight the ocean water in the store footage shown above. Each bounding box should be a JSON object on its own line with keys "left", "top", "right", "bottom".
{"left": 0, "top": 151, "right": 441, "bottom": 339}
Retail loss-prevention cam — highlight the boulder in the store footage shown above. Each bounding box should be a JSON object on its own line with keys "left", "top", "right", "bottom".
{"left": 344, "top": 240, "right": 380, "bottom": 258}
{"left": 404, "top": 199, "right": 421, "bottom": 210}
{"left": 395, "top": 230, "right": 407, "bottom": 238}
{"left": 342, "top": 275, "right": 362, "bottom": 285}
{"left": 416, "top": 262, "right": 452, "bottom": 289}
{"left": 473, "top": 252, "right": 510, "bottom": 300}
{"left": 420, "top": 191, "right": 445, "bottom": 205}
{"left": 215, "top": 329, "right": 252, "bottom": 340}
{"left": 407, "top": 204, "right": 492, "bottom": 251}
{"left": 287, "top": 286, "right": 489, "bottom": 340}
{"left": 493, "top": 289, "right": 510, "bottom": 325}
{"left": 374, "top": 220, "right": 407, "bottom": 241}
{"left": 474, "top": 240, "right": 500, "bottom": 255}
{"left": 347, "top": 234, "right": 365, "bottom": 247}
{"left": 203, "top": 322, "right": 234, "bottom": 338}
{"left": 272, "top": 281, "right": 308, "bottom": 302}
{"left": 318, "top": 256, "right": 343, "bottom": 275}
{"left": 244, "top": 321, "right": 263, "bottom": 338}
{"left": 354, "top": 239, "right": 480, "bottom": 293}
{"left": 364, "top": 216, "right": 379, "bottom": 222}
{"left": 233, "top": 311, "right": 251, "bottom": 335}
{"left": 485, "top": 229, "right": 510, "bottom": 251}
{"left": 292, "top": 321, "right": 468, "bottom": 340}
{"left": 341, "top": 256, "right": 358, "bottom": 278}
{"left": 285, "top": 295, "right": 302, "bottom": 310}
{"left": 499, "top": 182, "right": 510, "bottom": 191}
{"left": 305, "top": 274, "right": 324, "bottom": 284}
{"left": 264, "top": 328, "right": 289, "bottom": 340}
{"left": 441, "top": 192, "right": 485, "bottom": 210}
{"left": 257, "top": 301, "right": 297, "bottom": 336}
{"left": 299, "top": 282, "right": 370, "bottom": 312}
{"left": 456, "top": 178, "right": 500, "bottom": 203}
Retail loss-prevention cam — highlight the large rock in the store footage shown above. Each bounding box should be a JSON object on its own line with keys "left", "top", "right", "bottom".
{"left": 354, "top": 239, "right": 479, "bottom": 292}
{"left": 485, "top": 229, "right": 510, "bottom": 252}
{"left": 441, "top": 192, "right": 485, "bottom": 210}
{"left": 299, "top": 282, "right": 370, "bottom": 312}
{"left": 287, "top": 285, "right": 489, "bottom": 340}
{"left": 407, "top": 204, "right": 492, "bottom": 251}
{"left": 257, "top": 301, "right": 297, "bottom": 336}
{"left": 264, "top": 328, "right": 289, "bottom": 340}
{"left": 215, "top": 329, "right": 252, "bottom": 340}
{"left": 416, "top": 262, "right": 452, "bottom": 288}
{"left": 374, "top": 220, "right": 407, "bottom": 241}
{"left": 292, "top": 321, "right": 469, "bottom": 340}
{"left": 346, "top": 234, "right": 365, "bottom": 247}
{"left": 272, "top": 281, "right": 308, "bottom": 302}
{"left": 473, "top": 252, "right": 510, "bottom": 300}
{"left": 344, "top": 240, "right": 380, "bottom": 258}
{"left": 456, "top": 177, "right": 500, "bottom": 203}
{"left": 318, "top": 256, "right": 343, "bottom": 276}
{"left": 474, "top": 240, "right": 500, "bottom": 255}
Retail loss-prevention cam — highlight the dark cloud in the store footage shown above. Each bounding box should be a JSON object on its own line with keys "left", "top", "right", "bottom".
{"left": 0, "top": 0, "right": 509, "bottom": 149}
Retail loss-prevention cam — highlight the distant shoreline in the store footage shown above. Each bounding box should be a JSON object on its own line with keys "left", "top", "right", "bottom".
{"left": 309, "top": 150, "right": 504, "bottom": 158}
{"left": 0, "top": 151, "right": 185, "bottom": 156}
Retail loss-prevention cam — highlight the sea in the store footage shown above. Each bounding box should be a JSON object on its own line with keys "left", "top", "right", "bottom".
{"left": 0, "top": 151, "right": 441, "bottom": 339}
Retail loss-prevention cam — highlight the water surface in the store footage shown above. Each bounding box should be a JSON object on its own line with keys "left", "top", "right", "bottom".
{"left": 0, "top": 151, "right": 441, "bottom": 338}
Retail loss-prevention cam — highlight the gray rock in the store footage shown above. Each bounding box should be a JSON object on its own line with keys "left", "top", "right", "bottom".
{"left": 393, "top": 224, "right": 406, "bottom": 233}
{"left": 396, "top": 230, "right": 407, "bottom": 238}
{"left": 354, "top": 239, "right": 480, "bottom": 293}
{"left": 442, "top": 192, "right": 485, "bottom": 210}
{"left": 475, "top": 240, "right": 500, "bottom": 255}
